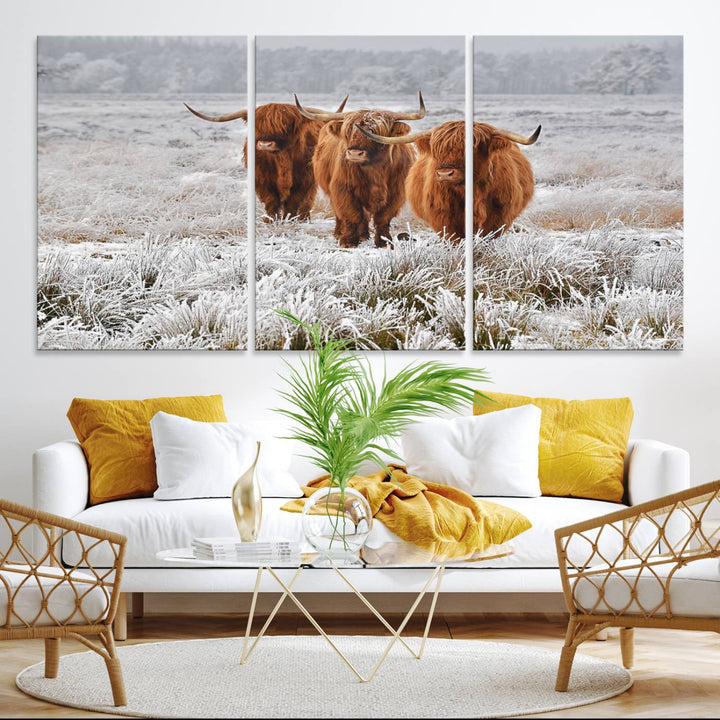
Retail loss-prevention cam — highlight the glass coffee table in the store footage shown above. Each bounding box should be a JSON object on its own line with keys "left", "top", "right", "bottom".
{"left": 158, "top": 540, "right": 512, "bottom": 683}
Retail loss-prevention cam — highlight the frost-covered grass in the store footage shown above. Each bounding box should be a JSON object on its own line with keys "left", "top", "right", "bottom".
{"left": 256, "top": 221, "right": 465, "bottom": 350}
{"left": 38, "top": 92, "right": 682, "bottom": 350}
{"left": 473, "top": 223, "right": 682, "bottom": 349}
{"left": 38, "top": 93, "right": 248, "bottom": 349}
{"left": 38, "top": 235, "right": 248, "bottom": 349}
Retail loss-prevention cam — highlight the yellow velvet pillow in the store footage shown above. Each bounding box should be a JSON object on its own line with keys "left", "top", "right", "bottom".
{"left": 67, "top": 395, "right": 228, "bottom": 505}
{"left": 473, "top": 392, "right": 633, "bottom": 502}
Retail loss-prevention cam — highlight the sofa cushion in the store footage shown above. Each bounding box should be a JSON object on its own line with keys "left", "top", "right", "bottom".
{"left": 473, "top": 392, "right": 633, "bottom": 502}
{"left": 67, "top": 395, "right": 228, "bottom": 505}
{"left": 474, "top": 496, "right": 629, "bottom": 568}
{"left": 150, "top": 412, "right": 302, "bottom": 500}
{"left": 0, "top": 566, "right": 110, "bottom": 626}
{"left": 573, "top": 558, "right": 720, "bottom": 617}
{"left": 65, "top": 498, "right": 306, "bottom": 568}
{"left": 65, "top": 495, "right": 627, "bottom": 569}
{"left": 401, "top": 406, "right": 542, "bottom": 497}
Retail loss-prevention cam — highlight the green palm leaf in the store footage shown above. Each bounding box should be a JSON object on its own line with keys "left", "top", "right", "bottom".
{"left": 273, "top": 310, "right": 491, "bottom": 489}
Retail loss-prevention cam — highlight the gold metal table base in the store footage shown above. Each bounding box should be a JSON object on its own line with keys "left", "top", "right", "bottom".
{"left": 240, "top": 560, "right": 446, "bottom": 682}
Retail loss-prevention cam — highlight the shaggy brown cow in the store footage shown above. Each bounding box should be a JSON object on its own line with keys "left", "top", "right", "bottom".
{"left": 184, "top": 97, "right": 347, "bottom": 221}
{"left": 294, "top": 93, "right": 425, "bottom": 248}
{"left": 358, "top": 120, "right": 540, "bottom": 241}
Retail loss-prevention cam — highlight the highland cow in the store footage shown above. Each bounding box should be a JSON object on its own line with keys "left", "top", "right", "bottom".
{"left": 358, "top": 120, "right": 540, "bottom": 241}
{"left": 295, "top": 93, "right": 425, "bottom": 248}
{"left": 184, "top": 97, "right": 347, "bottom": 221}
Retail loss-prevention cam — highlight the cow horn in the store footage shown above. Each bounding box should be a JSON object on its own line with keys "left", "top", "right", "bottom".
{"left": 294, "top": 94, "right": 347, "bottom": 121}
{"left": 355, "top": 125, "right": 433, "bottom": 145}
{"left": 302, "top": 95, "right": 350, "bottom": 114}
{"left": 183, "top": 103, "right": 248, "bottom": 123}
{"left": 390, "top": 91, "right": 426, "bottom": 120}
{"left": 490, "top": 124, "right": 541, "bottom": 146}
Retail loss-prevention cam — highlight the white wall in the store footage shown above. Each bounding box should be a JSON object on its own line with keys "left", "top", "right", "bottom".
{"left": 2, "top": 0, "right": 720, "bottom": 512}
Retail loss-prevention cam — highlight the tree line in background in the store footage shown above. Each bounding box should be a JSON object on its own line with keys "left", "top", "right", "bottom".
{"left": 475, "top": 42, "right": 680, "bottom": 95}
{"left": 37, "top": 36, "right": 682, "bottom": 95}
{"left": 38, "top": 37, "right": 248, "bottom": 94}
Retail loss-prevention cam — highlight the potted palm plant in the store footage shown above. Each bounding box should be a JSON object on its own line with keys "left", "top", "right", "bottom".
{"left": 274, "top": 311, "right": 491, "bottom": 560}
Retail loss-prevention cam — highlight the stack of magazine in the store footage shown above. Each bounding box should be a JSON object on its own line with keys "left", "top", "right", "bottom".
{"left": 191, "top": 537, "right": 301, "bottom": 564}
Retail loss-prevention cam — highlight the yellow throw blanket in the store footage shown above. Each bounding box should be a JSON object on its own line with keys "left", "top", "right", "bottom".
{"left": 281, "top": 465, "right": 532, "bottom": 558}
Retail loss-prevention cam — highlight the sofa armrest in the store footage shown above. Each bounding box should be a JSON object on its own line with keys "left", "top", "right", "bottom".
{"left": 625, "top": 438, "right": 690, "bottom": 506}
{"left": 33, "top": 440, "right": 89, "bottom": 519}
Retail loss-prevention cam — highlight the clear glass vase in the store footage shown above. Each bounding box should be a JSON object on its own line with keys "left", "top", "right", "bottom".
{"left": 232, "top": 441, "right": 262, "bottom": 542}
{"left": 301, "top": 486, "right": 372, "bottom": 562}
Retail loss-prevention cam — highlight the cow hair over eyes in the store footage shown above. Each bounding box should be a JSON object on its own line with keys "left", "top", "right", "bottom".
{"left": 404, "top": 121, "right": 537, "bottom": 242}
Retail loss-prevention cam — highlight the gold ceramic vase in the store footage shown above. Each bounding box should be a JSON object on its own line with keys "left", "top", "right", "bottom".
{"left": 232, "top": 441, "right": 262, "bottom": 542}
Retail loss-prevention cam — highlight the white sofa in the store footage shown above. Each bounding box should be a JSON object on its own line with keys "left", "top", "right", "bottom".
{"left": 33, "top": 437, "right": 689, "bottom": 636}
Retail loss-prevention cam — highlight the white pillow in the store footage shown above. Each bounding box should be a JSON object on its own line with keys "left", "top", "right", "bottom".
{"left": 400, "top": 405, "right": 542, "bottom": 497}
{"left": 150, "top": 412, "right": 302, "bottom": 499}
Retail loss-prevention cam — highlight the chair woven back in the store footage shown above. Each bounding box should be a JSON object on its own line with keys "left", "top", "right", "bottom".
{"left": 0, "top": 499, "right": 126, "bottom": 633}
{"left": 556, "top": 480, "right": 720, "bottom": 620}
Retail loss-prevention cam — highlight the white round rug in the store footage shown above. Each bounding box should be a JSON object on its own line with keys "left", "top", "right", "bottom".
{"left": 17, "top": 636, "right": 632, "bottom": 718}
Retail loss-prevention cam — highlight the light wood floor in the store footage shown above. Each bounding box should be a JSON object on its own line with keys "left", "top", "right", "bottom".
{"left": 1, "top": 611, "right": 718, "bottom": 718}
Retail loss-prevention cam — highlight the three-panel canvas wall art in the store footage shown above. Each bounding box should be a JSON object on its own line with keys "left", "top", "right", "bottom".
{"left": 37, "top": 36, "right": 683, "bottom": 350}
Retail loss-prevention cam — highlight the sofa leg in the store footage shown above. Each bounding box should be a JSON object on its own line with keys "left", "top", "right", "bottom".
{"left": 620, "top": 627, "right": 634, "bottom": 668}
{"left": 114, "top": 593, "right": 128, "bottom": 641}
{"left": 44, "top": 637, "right": 60, "bottom": 678}
{"left": 595, "top": 626, "right": 609, "bottom": 641}
{"left": 132, "top": 592, "right": 144, "bottom": 619}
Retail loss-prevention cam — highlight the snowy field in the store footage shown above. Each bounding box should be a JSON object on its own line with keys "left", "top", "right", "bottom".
{"left": 37, "top": 92, "right": 682, "bottom": 350}
{"left": 37, "top": 93, "right": 249, "bottom": 350}
{"left": 472, "top": 93, "right": 683, "bottom": 350}
{"left": 257, "top": 92, "right": 682, "bottom": 350}
{"left": 254, "top": 92, "right": 466, "bottom": 350}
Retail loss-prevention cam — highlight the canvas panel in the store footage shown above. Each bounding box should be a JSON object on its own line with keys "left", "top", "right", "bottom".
{"left": 472, "top": 35, "right": 683, "bottom": 350}
{"left": 254, "top": 35, "right": 466, "bottom": 351}
{"left": 37, "top": 36, "right": 249, "bottom": 350}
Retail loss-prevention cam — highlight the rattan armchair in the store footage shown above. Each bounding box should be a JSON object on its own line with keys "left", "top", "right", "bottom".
{"left": 554, "top": 479, "right": 720, "bottom": 692}
{"left": 0, "top": 498, "right": 127, "bottom": 706}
